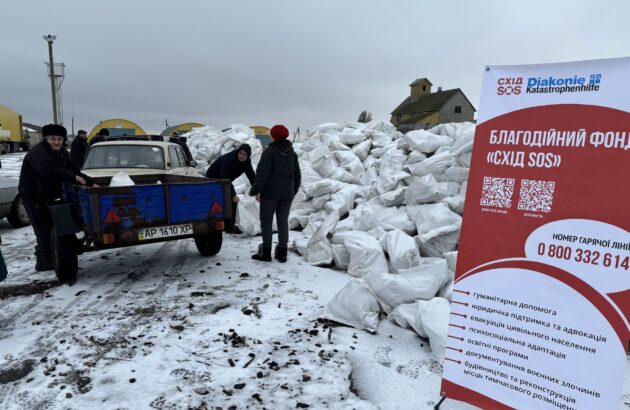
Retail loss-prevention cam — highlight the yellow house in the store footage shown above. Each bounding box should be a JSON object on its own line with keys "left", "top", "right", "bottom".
{"left": 88, "top": 119, "right": 146, "bottom": 141}
{"left": 391, "top": 78, "right": 476, "bottom": 133}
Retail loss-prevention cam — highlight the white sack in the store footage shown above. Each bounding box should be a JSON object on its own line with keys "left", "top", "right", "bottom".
{"left": 303, "top": 179, "right": 346, "bottom": 197}
{"left": 300, "top": 163, "right": 323, "bottom": 185}
{"left": 312, "top": 193, "right": 332, "bottom": 210}
{"left": 339, "top": 127, "right": 367, "bottom": 145}
{"left": 354, "top": 206, "right": 416, "bottom": 235}
{"left": 419, "top": 297, "right": 451, "bottom": 362}
{"left": 440, "top": 165, "right": 470, "bottom": 184}
{"left": 444, "top": 251, "right": 458, "bottom": 273}
{"left": 379, "top": 185, "right": 406, "bottom": 207}
{"left": 324, "top": 184, "right": 360, "bottom": 216}
{"left": 378, "top": 229, "right": 421, "bottom": 273}
{"left": 407, "top": 151, "right": 453, "bottom": 177}
{"left": 236, "top": 196, "right": 261, "bottom": 235}
{"left": 307, "top": 212, "right": 340, "bottom": 247}
{"left": 351, "top": 139, "right": 372, "bottom": 161}
{"left": 304, "top": 240, "right": 334, "bottom": 266}
{"left": 405, "top": 150, "right": 428, "bottom": 165}
{"left": 388, "top": 303, "right": 427, "bottom": 337}
{"left": 364, "top": 119, "right": 396, "bottom": 133}
{"left": 109, "top": 171, "right": 135, "bottom": 187}
{"left": 404, "top": 175, "right": 458, "bottom": 205}
{"left": 363, "top": 260, "right": 449, "bottom": 313}
{"left": 321, "top": 279, "right": 381, "bottom": 333}
{"left": 406, "top": 203, "right": 462, "bottom": 243}
{"left": 331, "top": 231, "right": 389, "bottom": 277}
{"left": 404, "top": 130, "right": 454, "bottom": 153}
{"left": 387, "top": 297, "right": 451, "bottom": 361}
{"left": 331, "top": 243, "right": 351, "bottom": 270}
{"left": 363, "top": 266, "right": 447, "bottom": 314}
{"left": 336, "top": 150, "right": 365, "bottom": 177}
{"left": 417, "top": 230, "right": 460, "bottom": 257}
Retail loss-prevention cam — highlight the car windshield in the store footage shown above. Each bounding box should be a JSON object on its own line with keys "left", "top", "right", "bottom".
{"left": 83, "top": 145, "right": 165, "bottom": 170}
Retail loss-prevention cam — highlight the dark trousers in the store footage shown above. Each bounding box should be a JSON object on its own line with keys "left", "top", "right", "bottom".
{"left": 0, "top": 243, "right": 6, "bottom": 282}
{"left": 23, "top": 200, "right": 53, "bottom": 263}
{"left": 260, "top": 198, "right": 292, "bottom": 248}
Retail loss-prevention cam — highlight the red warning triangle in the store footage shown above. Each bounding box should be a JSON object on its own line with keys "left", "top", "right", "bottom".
{"left": 210, "top": 201, "right": 223, "bottom": 215}
{"left": 104, "top": 208, "right": 121, "bottom": 224}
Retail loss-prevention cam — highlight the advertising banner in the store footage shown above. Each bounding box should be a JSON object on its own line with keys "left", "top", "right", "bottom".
{"left": 441, "top": 57, "right": 630, "bottom": 409}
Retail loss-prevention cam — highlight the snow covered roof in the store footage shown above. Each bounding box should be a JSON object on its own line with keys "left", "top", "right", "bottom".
{"left": 22, "top": 122, "right": 41, "bottom": 132}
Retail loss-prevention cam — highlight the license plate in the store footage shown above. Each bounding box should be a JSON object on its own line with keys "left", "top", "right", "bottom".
{"left": 138, "top": 223, "right": 193, "bottom": 240}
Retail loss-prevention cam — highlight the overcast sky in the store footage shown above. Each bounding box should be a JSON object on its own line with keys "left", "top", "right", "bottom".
{"left": 2, "top": 0, "right": 629, "bottom": 134}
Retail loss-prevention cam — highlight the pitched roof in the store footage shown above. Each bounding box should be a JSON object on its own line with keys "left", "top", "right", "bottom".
{"left": 391, "top": 88, "right": 475, "bottom": 115}
{"left": 409, "top": 78, "right": 432, "bottom": 86}
{"left": 23, "top": 123, "right": 42, "bottom": 132}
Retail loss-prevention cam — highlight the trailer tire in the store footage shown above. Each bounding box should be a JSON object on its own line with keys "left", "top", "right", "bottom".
{"left": 51, "top": 232, "right": 78, "bottom": 284}
{"left": 8, "top": 195, "right": 30, "bottom": 227}
{"left": 194, "top": 231, "right": 222, "bottom": 256}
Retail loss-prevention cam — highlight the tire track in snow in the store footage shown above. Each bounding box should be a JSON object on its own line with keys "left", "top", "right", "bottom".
{"left": 0, "top": 241, "right": 171, "bottom": 335}
{"left": 0, "top": 239, "right": 209, "bottom": 408}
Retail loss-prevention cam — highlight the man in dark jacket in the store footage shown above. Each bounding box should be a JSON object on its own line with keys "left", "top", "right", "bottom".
{"left": 89, "top": 128, "right": 109, "bottom": 145}
{"left": 249, "top": 125, "right": 301, "bottom": 262}
{"left": 70, "top": 129, "right": 89, "bottom": 168}
{"left": 19, "top": 124, "right": 96, "bottom": 272}
{"left": 206, "top": 144, "right": 256, "bottom": 233}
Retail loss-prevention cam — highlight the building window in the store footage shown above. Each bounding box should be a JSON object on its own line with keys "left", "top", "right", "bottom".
{"left": 422, "top": 85, "right": 426, "bottom": 91}
{"left": 454, "top": 106, "right": 462, "bottom": 113}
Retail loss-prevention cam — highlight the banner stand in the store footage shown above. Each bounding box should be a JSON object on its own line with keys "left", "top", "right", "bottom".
{"left": 433, "top": 396, "right": 447, "bottom": 409}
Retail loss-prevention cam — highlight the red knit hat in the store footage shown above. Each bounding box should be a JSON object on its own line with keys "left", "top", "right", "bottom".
{"left": 270, "top": 124, "right": 289, "bottom": 140}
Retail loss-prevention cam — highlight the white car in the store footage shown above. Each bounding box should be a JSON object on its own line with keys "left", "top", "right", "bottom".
{"left": 0, "top": 176, "right": 29, "bottom": 227}
{"left": 81, "top": 140, "right": 198, "bottom": 178}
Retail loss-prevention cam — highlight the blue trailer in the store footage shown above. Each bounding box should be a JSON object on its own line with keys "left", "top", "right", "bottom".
{"left": 50, "top": 174, "right": 232, "bottom": 283}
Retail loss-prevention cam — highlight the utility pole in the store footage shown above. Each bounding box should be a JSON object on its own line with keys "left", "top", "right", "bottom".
{"left": 43, "top": 34, "right": 58, "bottom": 124}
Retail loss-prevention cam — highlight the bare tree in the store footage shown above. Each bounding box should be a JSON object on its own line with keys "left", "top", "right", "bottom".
{"left": 357, "top": 110, "right": 373, "bottom": 123}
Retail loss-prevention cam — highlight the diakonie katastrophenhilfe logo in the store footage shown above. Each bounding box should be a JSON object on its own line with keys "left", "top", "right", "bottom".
{"left": 496, "top": 73, "right": 602, "bottom": 96}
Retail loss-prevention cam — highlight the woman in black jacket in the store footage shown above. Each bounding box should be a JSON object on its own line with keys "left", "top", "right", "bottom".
{"left": 249, "top": 125, "right": 301, "bottom": 262}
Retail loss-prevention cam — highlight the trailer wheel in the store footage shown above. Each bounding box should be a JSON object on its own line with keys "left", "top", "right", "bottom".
{"left": 8, "top": 195, "right": 30, "bottom": 227}
{"left": 51, "top": 232, "right": 78, "bottom": 284}
{"left": 194, "top": 231, "right": 222, "bottom": 256}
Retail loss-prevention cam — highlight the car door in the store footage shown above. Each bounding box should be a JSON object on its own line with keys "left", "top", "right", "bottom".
{"left": 175, "top": 146, "right": 198, "bottom": 176}
{"left": 166, "top": 146, "right": 186, "bottom": 176}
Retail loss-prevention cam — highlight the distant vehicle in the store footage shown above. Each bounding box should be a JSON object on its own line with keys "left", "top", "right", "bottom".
{"left": 82, "top": 140, "right": 198, "bottom": 178}
{"left": 0, "top": 104, "right": 32, "bottom": 154}
{"left": 0, "top": 176, "right": 29, "bottom": 227}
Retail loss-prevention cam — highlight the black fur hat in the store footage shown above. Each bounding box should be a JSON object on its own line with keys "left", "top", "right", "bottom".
{"left": 42, "top": 124, "right": 67, "bottom": 138}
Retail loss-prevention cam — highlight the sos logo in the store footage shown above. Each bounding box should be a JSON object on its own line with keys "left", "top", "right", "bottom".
{"left": 497, "top": 77, "right": 522, "bottom": 95}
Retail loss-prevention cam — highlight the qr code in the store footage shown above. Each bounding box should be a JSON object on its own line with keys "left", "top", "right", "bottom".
{"left": 518, "top": 179, "right": 555, "bottom": 213}
{"left": 480, "top": 177, "right": 515, "bottom": 208}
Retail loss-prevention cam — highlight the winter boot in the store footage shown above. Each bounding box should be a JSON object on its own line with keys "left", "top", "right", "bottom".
{"left": 251, "top": 244, "right": 272, "bottom": 262}
{"left": 35, "top": 246, "right": 54, "bottom": 271}
{"left": 35, "top": 256, "right": 54, "bottom": 272}
{"left": 275, "top": 245, "right": 288, "bottom": 263}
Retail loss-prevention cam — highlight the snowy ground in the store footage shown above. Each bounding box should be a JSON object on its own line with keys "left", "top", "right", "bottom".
{"left": 1, "top": 151, "right": 628, "bottom": 409}
{"left": 1, "top": 221, "right": 474, "bottom": 410}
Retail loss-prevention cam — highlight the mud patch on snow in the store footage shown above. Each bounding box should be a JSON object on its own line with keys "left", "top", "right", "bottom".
{"left": 0, "top": 360, "right": 36, "bottom": 384}
{"left": 0, "top": 280, "right": 60, "bottom": 300}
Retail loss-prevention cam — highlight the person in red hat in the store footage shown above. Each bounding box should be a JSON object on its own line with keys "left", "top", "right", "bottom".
{"left": 249, "top": 124, "right": 301, "bottom": 262}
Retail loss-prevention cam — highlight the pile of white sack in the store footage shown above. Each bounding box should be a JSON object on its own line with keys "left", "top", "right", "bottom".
{"left": 185, "top": 120, "right": 476, "bottom": 362}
